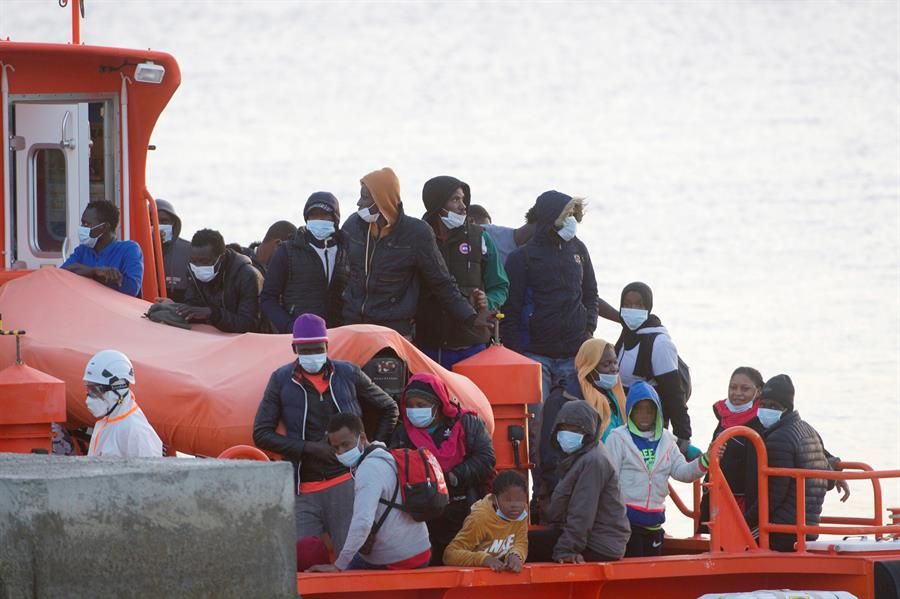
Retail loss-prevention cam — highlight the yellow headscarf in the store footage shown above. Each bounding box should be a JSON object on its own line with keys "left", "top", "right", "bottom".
{"left": 575, "top": 337, "right": 627, "bottom": 436}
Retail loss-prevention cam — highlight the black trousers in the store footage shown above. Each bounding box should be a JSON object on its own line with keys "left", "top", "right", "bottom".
{"left": 427, "top": 499, "right": 471, "bottom": 566}
{"left": 526, "top": 527, "right": 619, "bottom": 563}
{"left": 624, "top": 525, "right": 664, "bottom": 557}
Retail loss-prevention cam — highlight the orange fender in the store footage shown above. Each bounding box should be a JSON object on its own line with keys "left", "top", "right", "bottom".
{"left": 217, "top": 444, "right": 269, "bottom": 461}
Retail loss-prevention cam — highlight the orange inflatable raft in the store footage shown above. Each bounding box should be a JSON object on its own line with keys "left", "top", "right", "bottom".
{"left": 0, "top": 268, "right": 493, "bottom": 457}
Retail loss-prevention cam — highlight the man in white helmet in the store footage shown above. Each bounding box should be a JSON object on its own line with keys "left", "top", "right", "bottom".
{"left": 83, "top": 350, "right": 163, "bottom": 457}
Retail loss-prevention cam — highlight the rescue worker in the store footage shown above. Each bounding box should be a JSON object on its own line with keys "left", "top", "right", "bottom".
{"left": 83, "top": 349, "right": 163, "bottom": 457}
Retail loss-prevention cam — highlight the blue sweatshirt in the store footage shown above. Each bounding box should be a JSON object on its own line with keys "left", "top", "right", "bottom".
{"left": 62, "top": 240, "right": 144, "bottom": 297}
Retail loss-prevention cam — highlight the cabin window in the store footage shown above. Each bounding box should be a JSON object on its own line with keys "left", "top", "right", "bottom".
{"left": 31, "top": 148, "right": 67, "bottom": 254}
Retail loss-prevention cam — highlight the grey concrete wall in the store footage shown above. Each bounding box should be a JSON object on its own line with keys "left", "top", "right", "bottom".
{"left": 0, "top": 455, "right": 297, "bottom": 599}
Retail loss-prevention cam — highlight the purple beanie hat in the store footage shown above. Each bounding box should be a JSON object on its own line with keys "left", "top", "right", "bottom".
{"left": 292, "top": 313, "right": 328, "bottom": 344}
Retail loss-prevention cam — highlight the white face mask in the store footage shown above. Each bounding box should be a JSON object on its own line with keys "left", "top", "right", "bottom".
{"left": 85, "top": 389, "right": 123, "bottom": 419}
{"left": 78, "top": 224, "right": 104, "bottom": 248}
{"left": 298, "top": 352, "right": 327, "bottom": 373}
{"left": 725, "top": 396, "right": 756, "bottom": 414}
{"left": 620, "top": 307, "right": 649, "bottom": 331}
{"left": 557, "top": 215, "right": 577, "bottom": 241}
{"left": 357, "top": 204, "right": 380, "bottom": 223}
{"left": 336, "top": 436, "right": 363, "bottom": 468}
{"left": 306, "top": 219, "right": 335, "bottom": 240}
{"left": 159, "top": 224, "right": 174, "bottom": 243}
{"left": 190, "top": 261, "right": 218, "bottom": 283}
{"left": 440, "top": 210, "right": 467, "bottom": 230}
{"left": 757, "top": 407, "right": 783, "bottom": 429}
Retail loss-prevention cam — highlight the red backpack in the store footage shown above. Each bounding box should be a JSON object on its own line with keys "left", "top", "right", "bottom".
{"left": 360, "top": 446, "right": 449, "bottom": 553}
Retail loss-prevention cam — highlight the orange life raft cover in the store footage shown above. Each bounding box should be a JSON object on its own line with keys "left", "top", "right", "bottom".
{"left": 0, "top": 269, "right": 493, "bottom": 457}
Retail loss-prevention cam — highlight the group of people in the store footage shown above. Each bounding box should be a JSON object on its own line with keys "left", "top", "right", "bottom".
{"left": 66, "top": 167, "right": 849, "bottom": 571}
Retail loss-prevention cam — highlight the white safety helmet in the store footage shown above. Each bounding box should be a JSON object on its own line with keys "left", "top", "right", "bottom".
{"left": 83, "top": 349, "right": 135, "bottom": 392}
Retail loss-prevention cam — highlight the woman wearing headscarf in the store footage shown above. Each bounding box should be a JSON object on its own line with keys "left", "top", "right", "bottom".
{"left": 390, "top": 373, "right": 496, "bottom": 565}
{"left": 536, "top": 338, "right": 627, "bottom": 520}
{"left": 614, "top": 281, "right": 692, "bottom": 454}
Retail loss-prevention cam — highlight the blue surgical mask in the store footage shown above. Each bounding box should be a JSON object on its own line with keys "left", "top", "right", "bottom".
{"left": 757, "top": 407, "right": 783, "bottom": 429}
{"left": 406, "top": 407, "right": 434, "bottom": 428}
{"left": 306, "top": 219, "right": 335, "bottom": 240}
{"left": 336, "top": 437, "right": 363, "bottom": 468}
{"left": 557, "top": 430, "right": 584, "bottom": 454}
{"left": 298, "top": 352, "right": 327, "bottom": 373}
{"left": 440, "top": 210, "right": 467, "bottom": 230}
{"left": 557, "top": 215, "right": 577, "bottom": 241}
{"left": 190, "top": 262, "right": 218, "bottom": 283}
{"left": 495, "top": 507, "right": 528, "bottom": 522}
{"left": 620, "top": 308, "right": 649, "bottom": 331}
{"left": 594, "top": 373, "right": 619, "bottom": 390}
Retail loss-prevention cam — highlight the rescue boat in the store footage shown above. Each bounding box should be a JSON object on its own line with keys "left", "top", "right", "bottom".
{"left": 1, "top": 4, "right": 898, "bottom": 598}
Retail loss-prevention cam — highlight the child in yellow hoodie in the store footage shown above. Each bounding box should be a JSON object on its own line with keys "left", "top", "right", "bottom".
{"left": 443, "top": 470, "right": 528, "bottom": 572}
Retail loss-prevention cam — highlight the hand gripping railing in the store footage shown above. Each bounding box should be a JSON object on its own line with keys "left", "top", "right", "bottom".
{"left": 707, "top": 425, "right": 900, "bottom": 552}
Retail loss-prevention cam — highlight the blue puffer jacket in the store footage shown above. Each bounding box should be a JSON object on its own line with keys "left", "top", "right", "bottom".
{"left": 500, "top": 191, "right": 599, "bottom": 358}
{"left": 744, "top": 410, "right": 832, "bottom": 551}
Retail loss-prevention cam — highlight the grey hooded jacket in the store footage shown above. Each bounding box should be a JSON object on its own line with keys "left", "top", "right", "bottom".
{"left": 546, "top": 401, "right": 631, "bottom": 561}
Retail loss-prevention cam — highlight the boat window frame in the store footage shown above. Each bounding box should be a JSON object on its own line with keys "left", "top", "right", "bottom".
{"left": 28, "top": 144, "right": 68, "bottom": 258}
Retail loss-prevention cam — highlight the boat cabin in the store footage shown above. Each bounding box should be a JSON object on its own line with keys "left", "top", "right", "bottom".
{"left": 0, "top": 39, "right": 180, "bottom": 298}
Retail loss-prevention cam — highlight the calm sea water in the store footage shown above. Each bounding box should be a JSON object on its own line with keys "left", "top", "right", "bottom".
{"left": 3, "top": 0, "right": 898, "bottom": 535}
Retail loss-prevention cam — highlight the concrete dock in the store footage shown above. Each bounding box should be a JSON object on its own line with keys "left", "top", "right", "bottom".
{"left": 0, "top": 454, "right": 296, "bottom": 598}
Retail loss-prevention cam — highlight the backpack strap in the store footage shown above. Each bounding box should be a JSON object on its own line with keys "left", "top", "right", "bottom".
{"left": 633, "top": 332, "right": 661, "bottom": 380}
{"left": 370, "top": 472, "right": 400, "bottom": 539}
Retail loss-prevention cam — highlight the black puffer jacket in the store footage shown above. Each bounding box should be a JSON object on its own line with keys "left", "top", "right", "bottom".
{"left": 184, "top": 249, "right": 263, "bottom": 333}
{"left": 744, "top": 410, "right": 832, "bottom": 551}
{"left": 340, "top": 206, "right": 476, "bottom": 337}
{"left": 390, "top": 412, "right": 496, "bottom": 502}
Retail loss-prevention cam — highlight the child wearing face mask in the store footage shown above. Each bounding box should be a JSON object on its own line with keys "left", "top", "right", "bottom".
{"left": 527, "top": 401, "right": 630, "bottom": 563}
{"left": 604, "top": 382, "right": 711, "bottom": 557}
{"left": 389, "top": 374, "right": 496, "bottom": 566}
{"left": 443, "top": 470, "right": 529, "bottom": 571}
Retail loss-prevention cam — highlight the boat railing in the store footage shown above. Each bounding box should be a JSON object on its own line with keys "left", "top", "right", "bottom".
{"left": 144, "top": 188, "right": 168, "bottom": 300}
{"left": 667, "top": 479, "right": 702, "bottom": 537}
{"left": 707, "top": 425, "right": 900, "bottom": 552}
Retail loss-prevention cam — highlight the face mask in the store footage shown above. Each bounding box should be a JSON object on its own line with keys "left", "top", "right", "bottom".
{"left": 620, "top": 307, "right": 649, "bottom": 331}
{"left": 306, "top": 219, "right": 335, "bottom": 240}
{"left": 406, "top": 407, "right": 434, "bottom": 428}
{"left": 440, "top": 210, "right": 467, "bottom": 230}
{"left": 757, "top": 407, "right": 783, "bottom": 429}
{"left": 159, "top": 224, "right": 174, "bottom": 243}
{"left": 496, "top": 507, "right": 528, "bottom": 522}
{"left": 85, "top": 390, "right": 122, "bottom": 419}
{"left": 557, "top": 216, "right": 577, "bottom": 241}
{"left": 594, "top": 373, "right": 619, "bottom": 390}
{"left": 557, "top": 430, "right": 584, "bottom": 454}
{"left": 725, "top": 397, "right": 756, "bottom": 414}
{"left": 357, "top": 204, "right": 380, "bottom": 223}
{"left": 190, "top": 263, "right": 218, "bottom": 283}
{"left": 336, "top": 437, "right": 363, "bottom": 468}
{"left": 78, "top": 224, "right": 103, "bottom": 248}
{"left": 298, "top": 352, "right": 327, "bottom": 373}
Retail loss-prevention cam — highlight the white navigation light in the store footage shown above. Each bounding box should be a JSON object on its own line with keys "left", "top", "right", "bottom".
{"left": 134, "top": 62, "right": 165, "bottom": 84}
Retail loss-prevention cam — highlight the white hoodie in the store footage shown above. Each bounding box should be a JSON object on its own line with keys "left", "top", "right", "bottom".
{"left": 335, "top": 443, "right": 431, "bottom": 569}
{"left": 87, "top": 393, "right": 163, "bottom": 457}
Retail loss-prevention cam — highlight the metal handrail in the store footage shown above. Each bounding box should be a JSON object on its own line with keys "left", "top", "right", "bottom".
{"left": 708, "top": 426, "right": 900, "bottom": 552}
{"left": 145, "top": 189, "right": 167, "bottom": 300}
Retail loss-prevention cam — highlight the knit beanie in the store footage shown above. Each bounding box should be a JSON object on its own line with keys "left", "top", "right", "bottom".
{"left": 303, "top": 192, "right": 340, "bottom": 224}
{"left": 761, "top": 374, "right": 795, "bottom": 411}
{"left": 404, "top": 379, "right": 439, "bottom": 403}
{"left": 292, "top": 313, "right": 328, "bottom": 344}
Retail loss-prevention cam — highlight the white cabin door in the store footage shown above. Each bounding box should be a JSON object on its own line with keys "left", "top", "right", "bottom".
{"left": 13, "top": 103, "right": 90, "bottom": 268}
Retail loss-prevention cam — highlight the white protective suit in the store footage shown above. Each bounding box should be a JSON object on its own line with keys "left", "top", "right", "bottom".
{"left": 87, "top": 392, "right": 163, "bottom": 457}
